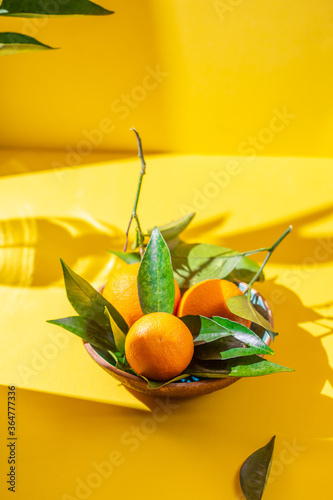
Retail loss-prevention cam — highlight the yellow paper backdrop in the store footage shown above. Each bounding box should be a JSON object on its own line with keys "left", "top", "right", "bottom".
{"left": 0, "top": 0, "right": 333, "bottom": 157}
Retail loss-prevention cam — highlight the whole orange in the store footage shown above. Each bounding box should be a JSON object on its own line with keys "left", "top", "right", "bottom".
{"left": 177, "top": 279, "right": 251, "bottom": 328}
{"left": 125, "top": 312, "right": 194, "bottom": 381}
{"left": 102, "top": 263, "right": 181, "bottom": 328}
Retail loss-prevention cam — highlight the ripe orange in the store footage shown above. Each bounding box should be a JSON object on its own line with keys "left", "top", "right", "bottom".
{"left": 125, "top": 312, "right": 194, "bottom": 381}
{"left": 177, "top": 279, "right": 251, "bottom": 328}
{"left": 102, "top": 263, "right": 181, "bottom": 328}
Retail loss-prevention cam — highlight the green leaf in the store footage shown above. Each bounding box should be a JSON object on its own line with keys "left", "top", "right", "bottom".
{"left": 171, "top": 242, "right": 262, "bottom": 288}
{"left": 194, "top": 337, "right": 273, "bottom": 361}
{"left": 0, "top": 0, "right": 113, "bottom": 17}
{"left": 212, "top": 317, "right": 273, "bottom": 354}
{"left": 146, "top": 374, "right": 191, "bottom": 389}
{"left": 188, "top": 356, "right": 293, "bottom": 378}
{"left": 181, "top": 316, "right": 272, "bottom": 354}
{"left": 108, "top": 250, "right": 141, "bottom": 264}
{"left": 60, "top": 259, "right": 128, "bottom": 334}
{"left": 104, "top": 307, "right": 126, "bottom": 354}
{"left": 227, "top": 295, "right": 277, "bottom": 337}
{"left": 0, "top": 32, "right": 54, "bottom": 55}
{"left": 47, "top": 316, "right": 116, "bottom": 351}
{"left": 148, "top": 212, "right": 196, "bottom": 241}
{"left": 181, "top": 315, "right": 231, "bottom": 345}
{"left": 226, "top": 261, "right": 265, "bottom": 284}
{"left": 240, "top": 436, "right": 276, "bottom": 500}
{"left": 137, "top": 227, "right": 175, "bottom": 314}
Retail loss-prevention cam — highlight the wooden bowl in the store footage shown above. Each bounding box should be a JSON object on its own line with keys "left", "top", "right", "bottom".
{"left": 84, "top": 283, "right": 273, "bottom": 399}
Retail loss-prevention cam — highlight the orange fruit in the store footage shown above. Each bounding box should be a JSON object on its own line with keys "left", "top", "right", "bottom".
{"left": 102, "top": 263, "right": 181, "bottom": 328}
{"left": 125, "top": 312, "right": 194, "bottom": 381}
{"left": 177, "top": 279, "right": 251, "bottom": 328}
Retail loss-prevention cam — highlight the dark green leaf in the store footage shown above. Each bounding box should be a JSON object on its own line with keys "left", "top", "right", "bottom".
{"left": 108, "top": 250, "right": 141, "bottom": 264}
{"left": 171, "top": 242, "right": 262, "bottom": 288}
{"left": 0, "top": 32, "right": 54, "bottom": 55}
{"left": 188, "top": 356, "right": 293, "bottom": 378}
{"left": 90, "top": 346, "right": 117, "bottom": 366}
{"left": 88, "top": 346, "right": 136, "bottom": 373}
{"left": 91, "top": 346, "right": 134, "bottom": 373}
{"left": 60, "top": 259, "right": 128, "bottom": 334}
{"left": 179, "top": 315, "right": 202, "bottom": 339}
{"left": 250, "top": 323, "right": 273, "bottom": 345}
{"left": 194, "top": 336, "right": 273, "bottom": 361}
{"left": 240, "top": 436, "right": 276, "bottom": 500}
{"left": 227, "top": 295, "right": 277, "bottom": 337}
{"left": 137, "top": 227, "right": 175, "bottom": 314}
{"left": 47, "top": 316, "right": 116, "bottom": 351}
{"left": 148, "top": 212, "right": 196, "bottom": 241}
{"left": 104, "top": 307, "right": 126, "bottom": 354}
{"left": 114, "top": 354, "right": 132, "bottom": 371}
{"left": 0, "top": 0, "right": 113, "bottom": 17}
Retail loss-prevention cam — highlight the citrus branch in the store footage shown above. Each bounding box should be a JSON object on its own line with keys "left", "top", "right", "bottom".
{"left": 246, "top": 225, "right": 293, "bottom": 297}
{"left": 124, "top": 128, "right": 147, "bottom": 253}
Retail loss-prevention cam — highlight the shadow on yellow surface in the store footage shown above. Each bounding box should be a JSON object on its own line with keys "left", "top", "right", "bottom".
{"left": 185, "top": 203, "right": 333, "bottom": 266}
{"left": 0, "top": 216, "right": 124, "bottom": 286}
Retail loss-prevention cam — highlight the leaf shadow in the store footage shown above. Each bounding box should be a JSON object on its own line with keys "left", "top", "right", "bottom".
{"left": 187, "top": 204, "right": 333, "bottom": 266}
{"left": 212, "top": 279, "right": 333, "bottom": 439}
{"left": 251, "top": 279, "right": 333, "bottom": 438}
{"left": 0, "top": 216, "right": 124, "bottom": 287}
{"left": 182, "top": 212, "right": 231, "bottom": 241}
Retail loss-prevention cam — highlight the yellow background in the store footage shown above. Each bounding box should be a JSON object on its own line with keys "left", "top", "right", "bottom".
{"left": 0, "top": 0, "right": 333, "bottom": 157}
{"left": 1, "top": 1, "right": 333, "bottom": 499}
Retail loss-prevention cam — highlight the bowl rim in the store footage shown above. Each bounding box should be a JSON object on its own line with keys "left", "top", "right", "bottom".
{"left": 86, "top": 281, "right": 274, "bottom": 389}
